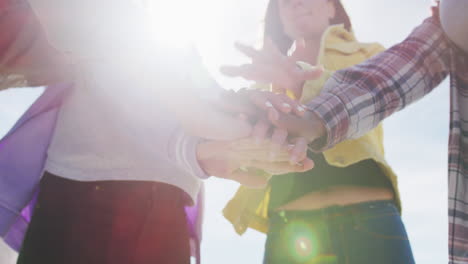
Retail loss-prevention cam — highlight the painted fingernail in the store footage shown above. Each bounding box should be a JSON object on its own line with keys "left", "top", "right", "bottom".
{"left": 297, "top": 106, "right": 305, "bottom": 112}
{"left": 282, "top": 103, "right": 291, "bottom": 109}
{"left": 265, "top": 101, "right": 273, "bottom": 108}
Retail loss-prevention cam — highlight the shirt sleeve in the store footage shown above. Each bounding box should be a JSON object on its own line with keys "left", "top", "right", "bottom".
{"left": 306, "top": 16, "right": 451, "bottom": 151}
{"left": 167, "top": 128, "right": 210, "bottom": 179}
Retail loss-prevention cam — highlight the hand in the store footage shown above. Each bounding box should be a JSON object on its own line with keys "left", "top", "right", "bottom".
{"left": 269, "top": 109, "right": 327, "bottom": 144}
{"left": 197, "top": 139, "right": 314, "bottom": 188}
{"left": 228, "top": 89, "right": 325, "bottom": 141}
{"left": 213, "top": 89, "right": 314, "bottom": 161}
{"left": 220, "top": 38, "right": 322, "bottom": 99}
{"left": 214, "top": 89, "right": 308, "bottom": 120}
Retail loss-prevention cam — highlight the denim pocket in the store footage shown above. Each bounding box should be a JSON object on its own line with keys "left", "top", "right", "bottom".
{"left": 345, "top": 206, "right": 415, "bottom": 264}
{"left": 353, "top": 206, "right": 409, "bottom": 241}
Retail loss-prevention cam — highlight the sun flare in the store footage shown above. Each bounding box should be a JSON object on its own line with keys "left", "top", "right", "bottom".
{"left": 146, "top": 0, "right": 220, "bottom": 50}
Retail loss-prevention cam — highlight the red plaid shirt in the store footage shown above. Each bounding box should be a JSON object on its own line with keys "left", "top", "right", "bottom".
{"left": 307, "top": 14, "right": 468, "bottom": 264}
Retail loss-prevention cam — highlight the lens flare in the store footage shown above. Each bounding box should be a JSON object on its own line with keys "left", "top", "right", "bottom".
{"left": 295, "top": 236, "right": 313, "bottom": 257}
{"left": 283, "top": 221, "right": 319, "bottom": 262}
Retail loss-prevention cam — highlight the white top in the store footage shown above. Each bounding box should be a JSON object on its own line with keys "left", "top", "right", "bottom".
{"left": 29, "top": 0, "right": 209, "bottom": 202}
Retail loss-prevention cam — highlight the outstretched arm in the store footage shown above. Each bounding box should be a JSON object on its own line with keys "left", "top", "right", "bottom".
{"left": 299, "top": 15, "right": 451, "bottom": 150}
{"left": 267, "top": 16, "right": 451, "bottom": 149}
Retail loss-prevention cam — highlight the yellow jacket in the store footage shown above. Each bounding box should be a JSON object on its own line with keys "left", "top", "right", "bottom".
{"left": 223, "top": 25, "right": 400, "bottom": 235}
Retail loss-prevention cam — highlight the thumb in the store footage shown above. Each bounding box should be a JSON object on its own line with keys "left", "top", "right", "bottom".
{"left": 299, "top": 66, "right": 324, "bottom": 81}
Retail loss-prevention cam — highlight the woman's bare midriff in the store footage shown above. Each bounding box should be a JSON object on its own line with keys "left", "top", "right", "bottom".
{"left": 275, "top": 185, "right": 394, "bottom": 212}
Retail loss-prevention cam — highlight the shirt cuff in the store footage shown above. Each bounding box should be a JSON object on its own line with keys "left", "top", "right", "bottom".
{"left": 305, "top": 91, "right": 350, "bottom": 151}
{"left": 184, "top": 137, "right": 211, "bottom": 180}
{"left": 168, "top": 128, "right": 211, "bottom": 179}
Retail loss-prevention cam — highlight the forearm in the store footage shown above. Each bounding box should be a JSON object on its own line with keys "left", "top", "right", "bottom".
{"left": 307, "top": 16, "right": 451, "bottom": 150}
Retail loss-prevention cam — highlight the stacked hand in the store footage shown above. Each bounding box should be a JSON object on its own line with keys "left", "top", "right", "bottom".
{"left": 197, "top": 138, "right": 314, "bottom": 188}
{"left": 220, "top": 38, "right": 322, "bottom": 99}
{"left": 218, "top": 39, "right": 327, "bottom": 151}
{"left": 198, "top": 89, "right": 326, "bottom": 188}
{"left": 197, "top": 40, "right": 327, "bottom": 187}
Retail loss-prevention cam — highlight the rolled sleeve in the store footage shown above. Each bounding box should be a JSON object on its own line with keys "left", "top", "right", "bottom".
{"left": 306, "top": 16, "right": 450, "bottom": 151}
{"left": 306, "top": 92, "right": 350, "bottom": 151}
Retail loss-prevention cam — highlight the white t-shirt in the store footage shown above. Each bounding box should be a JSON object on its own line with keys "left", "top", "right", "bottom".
{"left": 29, "top": 0, "right": 209, "bottom": 202}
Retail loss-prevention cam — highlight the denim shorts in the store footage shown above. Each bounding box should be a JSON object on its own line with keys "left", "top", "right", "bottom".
{"left": 264, "top": 201, "right": 415, "bottom": 264}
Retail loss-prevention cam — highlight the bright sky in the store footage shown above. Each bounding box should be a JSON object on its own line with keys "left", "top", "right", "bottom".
{"left": 0, "top": 0, "right": 447, "bottom": 263}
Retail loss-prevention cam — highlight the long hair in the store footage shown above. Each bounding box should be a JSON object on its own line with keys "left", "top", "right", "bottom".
{"left": 264, "top": 0, "right": 352, "bottom": 54}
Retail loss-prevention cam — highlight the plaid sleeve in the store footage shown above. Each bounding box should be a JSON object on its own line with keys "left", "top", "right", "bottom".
{"left": 307, "top": 16, "right": 451, "bottom": 151}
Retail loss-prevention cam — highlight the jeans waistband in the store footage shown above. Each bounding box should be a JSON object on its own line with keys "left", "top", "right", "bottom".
{"left": 269, "top": 200, "right": 396, "bottom": 226}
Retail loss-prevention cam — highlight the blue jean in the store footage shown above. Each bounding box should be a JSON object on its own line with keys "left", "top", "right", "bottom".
{"left": 263, "top": 201, "right": 414, "bottom": 264}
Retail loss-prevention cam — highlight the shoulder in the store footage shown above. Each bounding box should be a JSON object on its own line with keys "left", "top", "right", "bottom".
{"left": 324, "top": 25, "right": 385, "bottom": 58}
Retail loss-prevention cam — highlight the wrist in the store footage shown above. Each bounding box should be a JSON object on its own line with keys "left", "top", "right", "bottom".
{"left": 196, "top": 141, "right": 231, "bottom": 177}
{"left": 304, "top": 109, "right": 326, "bottom": 143}
{"left": 196, "top": 142, "right": 213, "bottom": 176}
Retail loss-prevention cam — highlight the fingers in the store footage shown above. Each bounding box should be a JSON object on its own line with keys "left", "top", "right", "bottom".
{"left": 228, "top": 169, "right": 269, "bottom": 189}
{"left": 249, "top": 160, "right": 313, "bottom": 175}
{"left": 269, "top": 111, "right": 325, "bottom": 142}
{"left": 270, "top": 128, "right": 288, "bottom": 159}
{"left": 269, "top": 111, "right": 296, "bottom": 130}
{"left": 268, "top": 93, "right": 306, "bottom": 117}
{"left": 292, "top": 103, "right": 307, "bottom": 117}
{"left": 214, "top": 90, "right": 258, "bottom": 116}
{"left": 289, "top": 137, "right": 308, "bottom": 165}
{"left": 249, "top": 91, "right": 299, "bottom": 115}
{"left": 264, "top": 93, "right": 294, "bottom": 113}
{"left": 234, "top": 42, "right": 265, "bottom": 62}
{"left": 263, "top": 38, "right": 286, "bottom": 63}
{"left": 301, "top": 158, "right": 315, "bottom": 172}
{"left": 219, "top": 65, "right": 249, "bottom": 78}
{"left": 269, "top": 112, "right": 310, "bottom": 139}
{"left": 271, "top": 128, "right": 288, "bottom": 146}
{"left": 252, "top": 119, "right": 271, "bottom": 144}
{"left": 298, "top": 66, "right": 323, "bottom": 82}
{"left": 249, "top": 90, "right": 306, "bottom": 118}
